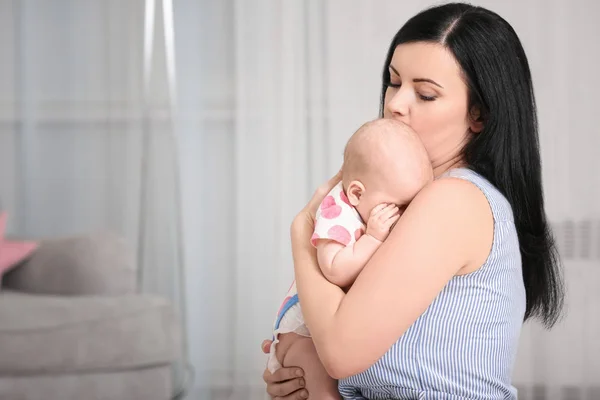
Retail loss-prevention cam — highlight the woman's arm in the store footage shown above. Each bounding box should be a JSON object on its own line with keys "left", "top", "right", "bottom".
{"left": 292, "top": 177, "right": 493, "bottom": 379}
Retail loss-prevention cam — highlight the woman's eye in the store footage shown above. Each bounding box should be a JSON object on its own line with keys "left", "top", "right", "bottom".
{"left": 419, "top": 94, "right": 437, "bottom": 101}
{"left": 385, "top": 80, "right": 401, "bottom": 88}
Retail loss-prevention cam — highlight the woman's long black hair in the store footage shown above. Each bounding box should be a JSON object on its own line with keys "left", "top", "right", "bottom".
{"left": 381, "top": 3, "right": 564, "bottom": 327}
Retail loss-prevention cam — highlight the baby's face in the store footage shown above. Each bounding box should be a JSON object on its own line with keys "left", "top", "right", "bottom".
{"left": 353, "top": 179, "right": 414, "bottom": 223}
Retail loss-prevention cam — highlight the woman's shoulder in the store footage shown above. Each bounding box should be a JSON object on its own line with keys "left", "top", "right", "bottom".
{"left": 438, "top": 167, "right": 514, "bottom": 223}
{"left": 412, "top": 173, "right": 491, "bottom": 225}
{"left": 407, "top": 169, "right": 498, "bottom": 274}
{"left": 395, "top": 170, "right": 494, "bottom": 275}
{"left": 405, "top": 173, "right": 491, "bottom": 236}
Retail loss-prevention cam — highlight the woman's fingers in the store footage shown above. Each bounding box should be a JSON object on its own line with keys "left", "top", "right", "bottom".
{"left": 263, "top": 366, "right": 307, "bottom": 399}
{"left": 307, "top": 169, "right": 343, "bottom": 215}
{"left": 262, "top": 340, "right": 272, "bottom": 354}
{"left": 324, "top": 169, "right": 343, "bottom": 191}
{"left": 267, "top": 379, "right": 308, "bottom": 399}
{"left": 265, "top": 366, "right": 304, "bottom": 383}
{"left": 273, "top": 388, "right": 309, "bottom": 400}
{"left": 317, "top": 170, "right": 343, "bottom": 198}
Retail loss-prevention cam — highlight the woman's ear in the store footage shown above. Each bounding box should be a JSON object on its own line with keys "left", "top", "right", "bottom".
{"left": 347, "top": 180, "right": 365, "bottom": 206}
{"left": 469, "top": 106, "right": 484, "bottom": 133}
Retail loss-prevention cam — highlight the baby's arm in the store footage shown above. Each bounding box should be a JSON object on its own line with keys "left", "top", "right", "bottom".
{"left": 316, "top": 203, "right": 400, "bottom": 288}
{"left": 316, "top": 235, "right": 383, "bottom": 287}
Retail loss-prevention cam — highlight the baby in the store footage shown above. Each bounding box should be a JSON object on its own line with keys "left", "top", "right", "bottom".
{"left": 268, "top": 118, "right": 433, "bottom": 399}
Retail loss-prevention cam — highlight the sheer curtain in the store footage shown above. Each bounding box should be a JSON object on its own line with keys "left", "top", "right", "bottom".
{"left": 173, "top": 1, "right": 332, "bottom": 396}
{"left": 2, "top": 0, "right": 598, "bottom": 399}
{"left": 176, "top": 0, "right": 600, "bottom": 398}
{"left": 0, "top": 0, "right": 187, "bottom": 396}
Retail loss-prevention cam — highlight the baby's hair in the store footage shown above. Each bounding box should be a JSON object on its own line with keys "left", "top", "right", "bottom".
{"left": 342, "top": 119, "right": 421, "bottom": 185}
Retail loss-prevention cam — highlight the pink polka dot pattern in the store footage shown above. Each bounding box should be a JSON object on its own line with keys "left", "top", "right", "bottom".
{"left": 321, "top": 195, "right": 342, "bottom": 219}
{"left": 321, "top": 195, "right": 336, "bottom": 210}
{"left": 339, "top": 190, "right": 352, "bottom": 206}
{"left": 354, "top": 228, "right": 364, "bottom": 241}
{"left": 328, "top": 225, "right": 351, "bottom": 246}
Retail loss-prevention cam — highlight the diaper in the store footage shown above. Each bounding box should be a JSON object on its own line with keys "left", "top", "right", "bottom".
{"left": 267, "top": 281, "right": 311, "bottom": 372}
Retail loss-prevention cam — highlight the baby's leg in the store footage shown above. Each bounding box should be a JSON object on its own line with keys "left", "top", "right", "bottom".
{"left": 277, "top": 332, "right": 341, "bottom": 400}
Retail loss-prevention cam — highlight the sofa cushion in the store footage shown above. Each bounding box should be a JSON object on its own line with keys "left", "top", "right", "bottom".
{"left": 2, "top": 232, "right": 136, "bottom": 296}
{"left": 0, "top": 365, "right": 172, "bottom": 400}
{"left": 0, "top": 291, "right": 181, "bottom": 374}
{"left": 0, "top": 213, "right": 38, "bottom": 285}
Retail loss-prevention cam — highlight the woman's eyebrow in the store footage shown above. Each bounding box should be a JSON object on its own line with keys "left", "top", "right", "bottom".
{"left": 389, "top": 65, "right": 400, "bottom": 76}
{"left": 388, "top": 65, "right": 444, "bottom": 89}
{"left": 414, "top": 78, "right": 444, "bottom": 89}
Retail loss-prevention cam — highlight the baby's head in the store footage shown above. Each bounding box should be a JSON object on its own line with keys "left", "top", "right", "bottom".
{"left": 342, "top": 119, "right": 433, "bottom": 222}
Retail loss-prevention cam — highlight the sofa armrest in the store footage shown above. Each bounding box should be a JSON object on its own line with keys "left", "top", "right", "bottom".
{"left": 2, "top": 232, "right": 138, "bottom": 296}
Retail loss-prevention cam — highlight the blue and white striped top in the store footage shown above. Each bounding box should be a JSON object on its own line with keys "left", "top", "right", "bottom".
{"left": 338, "top": 168, "right": 526, "bottom": 400}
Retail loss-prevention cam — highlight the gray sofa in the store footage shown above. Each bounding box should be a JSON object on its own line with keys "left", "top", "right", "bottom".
{"left": 0, "top": 232, "right": 182, "bottom": 400}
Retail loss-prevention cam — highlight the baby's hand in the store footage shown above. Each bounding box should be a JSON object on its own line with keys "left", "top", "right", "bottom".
{"left": 366, "top": 203, "right": 401, "bottom": 242}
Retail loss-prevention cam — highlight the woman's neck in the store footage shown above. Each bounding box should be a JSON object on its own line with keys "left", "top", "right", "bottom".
{"left": 432, "top": 156, "right": 466, "bottom": 178}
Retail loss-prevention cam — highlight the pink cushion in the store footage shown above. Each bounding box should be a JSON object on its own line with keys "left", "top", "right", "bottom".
{"left": 0, "top": 212, "right": 38, "bottom": 277}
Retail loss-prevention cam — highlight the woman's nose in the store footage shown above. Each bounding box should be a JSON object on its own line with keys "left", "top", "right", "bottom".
{"left": 385, "top": 90, "right": 409, "bottom": 119}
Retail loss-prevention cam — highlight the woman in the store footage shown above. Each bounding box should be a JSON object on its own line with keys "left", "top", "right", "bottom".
{"left": 262, "top": 3, "right": 564, "bottom": 399}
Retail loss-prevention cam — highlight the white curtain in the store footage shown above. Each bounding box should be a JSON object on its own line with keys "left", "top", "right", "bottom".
{"left": 2, "top": 0, "right": 599, "bottom": 399}
{"left": 0, "top": 0, "right": 188, "bottom": 396}
{"left": 173, "top": 1, "right": 332, "bottom": 397}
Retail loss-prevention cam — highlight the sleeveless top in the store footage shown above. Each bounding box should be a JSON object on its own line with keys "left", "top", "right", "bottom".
{"left": 338, "top": 168, "right": 526, "bottom": 400}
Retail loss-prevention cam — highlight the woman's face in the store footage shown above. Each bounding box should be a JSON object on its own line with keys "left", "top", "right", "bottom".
{"left": 383, "top": 42, "right": 479, "bottom": 174}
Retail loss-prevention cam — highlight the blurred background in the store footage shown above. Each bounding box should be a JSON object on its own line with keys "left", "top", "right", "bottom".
{"left": 0, "top": 0, "right": 599, "bottom": 399}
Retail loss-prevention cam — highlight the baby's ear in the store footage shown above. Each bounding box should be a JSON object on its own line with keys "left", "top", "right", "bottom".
{"left": 347, "top": 181, "right": 365, "bottom": 206}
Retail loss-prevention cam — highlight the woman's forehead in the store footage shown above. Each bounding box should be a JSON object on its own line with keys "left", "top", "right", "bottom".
{"left": 389, "top": 42, "right": 462, "bottom": 81}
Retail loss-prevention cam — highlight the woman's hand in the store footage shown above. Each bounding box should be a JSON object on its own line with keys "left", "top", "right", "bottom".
{"left": 290, "top": 170, "right": 343, "bottom": 254}
{"left": 261, "top": 340, "right": 308, "bottom": 399}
